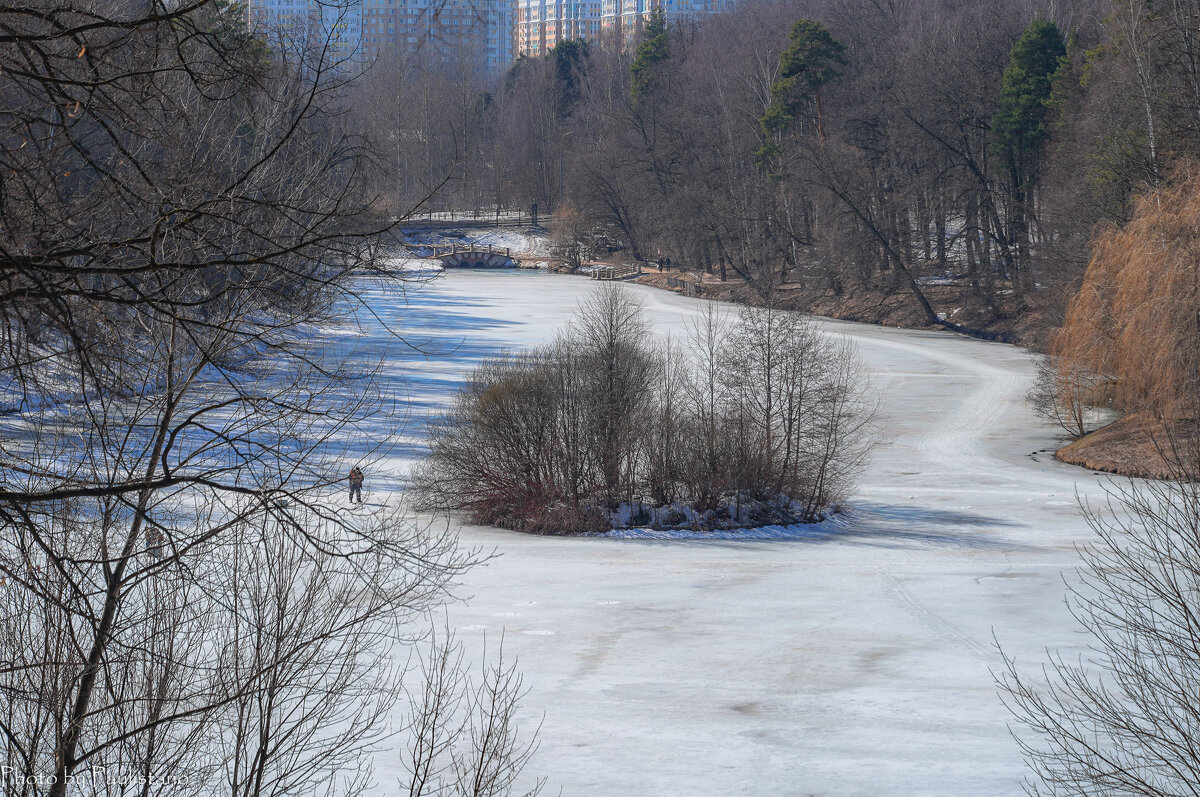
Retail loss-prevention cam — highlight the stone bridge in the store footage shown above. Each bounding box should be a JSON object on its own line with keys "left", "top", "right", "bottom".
{"left": 429, "top": 244, "right": 520, "bottom": 269}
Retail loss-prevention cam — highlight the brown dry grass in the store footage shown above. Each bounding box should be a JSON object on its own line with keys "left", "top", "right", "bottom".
{"left": 1056, "top": 413, "right": 1200, "bottom": 480}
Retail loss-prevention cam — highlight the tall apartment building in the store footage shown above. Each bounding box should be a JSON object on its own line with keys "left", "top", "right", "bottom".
{"left": 602, "top": 0, "right": 725, "bottom": 33}
{"left": 515, "top": 0, "right": 730, "bottom": 57}
{"left": 380, "top": 0, "right": 513, "bottom": 71}
{"left": 246, "top": 0, "right": 363, "bottom": 60}
{"left": 514, "top": 0, "right": 601, "bottom": 57}
{"left": 249, "top": 0, "right": 513, "bottom": 73}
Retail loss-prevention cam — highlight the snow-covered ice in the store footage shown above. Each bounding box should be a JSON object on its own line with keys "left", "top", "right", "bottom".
{"left": 351, "top": 270, "right": 1110, "bottom": 796}
{"left": 384, "top": 254, "right": 444, "bottom": 274}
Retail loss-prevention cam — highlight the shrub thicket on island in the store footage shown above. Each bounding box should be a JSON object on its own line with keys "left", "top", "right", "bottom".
{"left": 413, "top": 286, "right": 874, "bottom": 533}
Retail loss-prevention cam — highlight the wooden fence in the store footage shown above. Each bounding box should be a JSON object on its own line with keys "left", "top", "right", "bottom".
{"left": 404, "top": 208, "right": 549, "bottom": 229}
{"left": 429, "top": 244, "right": 512, "bottom": 259}
{"left": 590, "top": 263, "right": 641, "bottom": 281}
{"left": 666, "top": 276, "right": 701, "bottom": 296}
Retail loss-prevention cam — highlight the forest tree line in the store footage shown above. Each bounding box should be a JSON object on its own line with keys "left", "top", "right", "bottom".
{"left": 354, "top": 0, "right": 1200, "bottom": 340}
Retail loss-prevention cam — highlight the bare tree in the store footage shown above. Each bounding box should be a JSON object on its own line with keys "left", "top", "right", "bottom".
{"left": 547, "top": 202, "right": 592, "bottom": 271}
{"left": 415, "top": 288, "right": 873, "bottom": 531}
{"left": 723, "top": 303, "right": 874, "bottom": 521}
{"left": 0, "top": 1, "right": 541, "bottom": 794}
{"left": 1000, "top": 434, "right": 1200, "bottom": 795}
{"left": 402, "top": 633, "right": 545, "bottom": 797}
{"left": 571, "top": 285, "right": 658, "bottom": 504}
{"left": 679, "top": 303, "right": 736, "bottom": 513}
{"left": 640, "top": 337, "right": 687, "bottom": 509}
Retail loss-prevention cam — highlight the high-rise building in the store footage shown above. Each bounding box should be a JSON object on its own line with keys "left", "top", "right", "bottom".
{"left": 515, "top": 0, "right": 730, "bottom": 57}
{"left": 248, "top": 0, "right": 513, "bottom": 73}
{"left": 515, "top": 0, "right": 601, "bottom": 57}
{"left": 603, "top": 0, "right": 724, "bottom": 34}
{"left": 383, "top": 0, "right": 513, "bottom": 71}
{"left": 246, "top": 0, "right": 364, "bottom": 61}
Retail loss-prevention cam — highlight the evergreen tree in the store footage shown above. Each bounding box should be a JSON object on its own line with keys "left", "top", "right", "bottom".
{"left": 757, "top": 19, "right": 846, "bottom": 169}
{"left": 993, "top": 18, "right": 1067, "bottom": 189}
{"left": 991, "top": 17, "right": 1066, "bottom": 280}
{"left": 552, "top": 38, "right": 590, "bottom": 114}
{"left": 631, "top": 8, "right": 669, "bottom": 104}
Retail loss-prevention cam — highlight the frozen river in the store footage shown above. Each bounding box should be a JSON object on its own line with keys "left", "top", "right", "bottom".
{"left": 362, "top": 269, "right": 1109, "bottom": 795}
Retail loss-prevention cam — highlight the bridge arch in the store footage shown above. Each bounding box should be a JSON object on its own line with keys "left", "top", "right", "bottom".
{"left": 430, "top": 244, "right": 520, "bottom": 269}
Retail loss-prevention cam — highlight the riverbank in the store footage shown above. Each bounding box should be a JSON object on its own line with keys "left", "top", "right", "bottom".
{"left": 400, "top": 222, "right": 1054, "bottom": 347}
{"left": 629, "top": 265, "right": 1191, "bottom": 481}
{"left": 631, "top": 265, "right": 1059, "bottom": 349}
{"left": 1056, "top": 413, "right": 1199, "bottom": 480}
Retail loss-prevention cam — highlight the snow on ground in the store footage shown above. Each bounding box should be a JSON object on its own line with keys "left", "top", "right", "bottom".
{"left": 402, "top": 225, "right": 551, "bottom": 257}
{"left": 344, "top": 270, "right": 1111, "bottom": 796}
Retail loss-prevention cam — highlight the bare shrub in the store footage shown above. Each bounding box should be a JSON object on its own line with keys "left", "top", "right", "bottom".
{"left": 412, "top": 349, "right": 607, "bottom": 534}
{"left": 548, "top": 202, "right": 593, "bottom": 271}
{"left": 415, "top": 288, "right": 873, "bottom": 532}
{"left": 1027, "top": 353, "right": 1110, "bottom": 439}
{"left": 413, "top": 285, "right": 659, "bottom": 533}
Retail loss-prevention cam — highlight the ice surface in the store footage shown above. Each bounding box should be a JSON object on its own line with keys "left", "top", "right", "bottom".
{"left": 349, "top": 270, "right": 1110, "bottom": 796}
{"left": 384, "top": 254, "right": 444, "bottom": 274}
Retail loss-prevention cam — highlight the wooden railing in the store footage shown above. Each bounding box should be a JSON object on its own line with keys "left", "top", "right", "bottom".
{"left": 590, "top": 263, "right": 641, "bottom": 281}
{"left": 429, "top": 244, "right": 512, "bottom": 259}
{"left": 404, "top": 209, "right": 549, "bottom": 228}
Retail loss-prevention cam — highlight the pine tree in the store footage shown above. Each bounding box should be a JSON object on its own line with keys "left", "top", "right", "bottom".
{"left": 756, "top": 19, "right": 846, "bottom": 169}
{"left": 991, "top": 17, "right": 1066, "bottom": 279}
{"left": 992, "top": 18, "right": 1067, "bottom": 190}
{"left": 552, "top": 38, "right": 590, "bottom": 113}
{"left": 630, "top": 8, "right": 669, "bottom": 105}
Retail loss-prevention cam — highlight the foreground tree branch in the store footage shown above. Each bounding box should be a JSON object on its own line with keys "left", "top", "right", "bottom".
{"left": 0, "top": 2, "right": 543, "bottom": 795}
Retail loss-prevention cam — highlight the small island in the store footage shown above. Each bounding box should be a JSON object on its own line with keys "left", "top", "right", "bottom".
{"left": 413, "top": 286, "right": 874, "bottom": 534}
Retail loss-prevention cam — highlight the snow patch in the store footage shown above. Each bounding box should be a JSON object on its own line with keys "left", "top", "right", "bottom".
{"left": 386, "top": 255, "right": 444, "bottom": 274}
{"left": 403, "top": 226, "right": 550, "bottom": 257}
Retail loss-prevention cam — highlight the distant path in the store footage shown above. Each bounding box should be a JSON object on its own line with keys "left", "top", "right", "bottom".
{"left": 364, "top": 270, "right": 1109, "bottom": 797}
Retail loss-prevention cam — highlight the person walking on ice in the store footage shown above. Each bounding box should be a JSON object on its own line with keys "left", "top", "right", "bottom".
{"left": 348, "top": 466, "right": 364, "bottom": 504}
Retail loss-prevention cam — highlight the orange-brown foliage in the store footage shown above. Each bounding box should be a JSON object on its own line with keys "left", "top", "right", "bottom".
{"left": 1054, "top": 161, "right": 1200, "bottom": 418}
